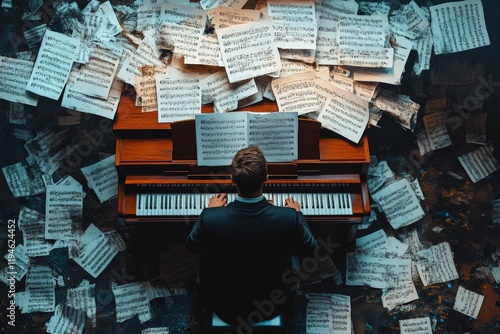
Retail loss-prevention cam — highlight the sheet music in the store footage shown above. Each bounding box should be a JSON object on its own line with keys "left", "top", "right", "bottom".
{"left": 195, "top": 112, "right": 298, "bottom": 166}
{"left": 71, "top": 46, "right": 120, "bottom": 99}
{"left": 386, "top": 236, "right": 409, "bottom": 258}
{"left": 200, "top": 70, "right": 258, "bottom": 107}
{"left": 81, "top": 155, "right": 118, "bottom": 203}
{"left": 466, "top": 113, "right": 487, "bottom": 145}
{"left": 18, "top": 206, "right": 52, "bottom": 257}
{"left": 416, "top": 242, "right": 459, "bottom": 286}
{"left": 346, "top": 252, "right": 412, "bottom": 289}
{"left": 382, "top": 282, "right": 419, "bottom": 311}
{"left": 26, "top": 30, "right": 79, "bottom": 100}
{"left": 2, "top": 162, "right": 35, "bottom": 198}
{"left": 46, "top": 304, "right": 85, "bottom": 334}
{"left": 248, "top": 112, "right": 298, "bottom": 162}
{"left": 156, "top": 71, "right": 202, "bottom": 123}
{"left": 413, "top": 27, "right": 433, "bottom": 76}
{"left": 430, "top": 0, "right": 490, "bottom": 55}
{"left": 116, "top": 42, "right": 163, "bottom": 85}
{"left": 112, "top": 282, "right": 153, "bottom": 324}
{"left": 66, "top": 280, "right": 97, "bottom": 326}
{"left": 306, "top": 293, "right": 351, "bottom": 334}
{"left": 336, "top": 14, "right": 392, "bottom": 68}
{"left": 371, "top": 178, "right": 424, "bottom": 230}
{"left": 217, "top": 20, "right": 281, "bottom": 83}
{"left": 315, "top": 0, "right": 358, "bottom": 65}
{"left": 136, "top": 4, "right": 162, "bottom": 31}
{"left": 200, "top": 0, "right": 247, "bottom": 10}
{"left": 45, "top": 183, "right": 83, "bottom": 240}
{"left": 353, "top": 35, "right": 413, "bottom": 85}
{"left": 367, "top": 160, "right": 395, "bottom": 194}
{"left": 0, "top": 56, "right": 38, "bottom": 106}
{"left": 355, "top": 229, "right": 388, "bottom": 255}
{"left": 21, "top": 265, "right": 56, "bottom": 313}
{"left": 399, "top": 317, "right": 433, "bottom": 334}
{"left": 62, "top": 74, "right": 123, "bottom": 120}
{"left": 422, "top": 111, "right": 452, "bottom": 151}
{"left": 209, "top": 6, "right": 261, "bottom": 30}
{"left": 453, "top": 286, "right": 484, "bottom": 319}
{"left": 316, "top": 78, "right": 369, "bottom": 144}
{"left": 457, "top": 144, "right": 499, "bottom": 183}
{"left": 491, "top": 198, "right": 500, "bottom": 225}
{"left": 390, "top": 1, "right": 429, "bottom": 40}
{"left": 271, "top": 72, "right": 317, "bottom": 115}
{"left": 267, "top": 0, "right": 317, "bottom": 50}
{"left": 372, "top": 90, "right": 420, "bottom": 130}
{"left": 73, "top": 224, "right": 121, "bottom": 278}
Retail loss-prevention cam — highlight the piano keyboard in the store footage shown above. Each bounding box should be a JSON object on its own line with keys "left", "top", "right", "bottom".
{"left": 135, "top": 192, "right": 352, "bottom": 216}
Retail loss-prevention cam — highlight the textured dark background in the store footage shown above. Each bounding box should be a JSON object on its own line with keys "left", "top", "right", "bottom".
{"left": 1, "top": 0, "right": 500, "bottom": 333}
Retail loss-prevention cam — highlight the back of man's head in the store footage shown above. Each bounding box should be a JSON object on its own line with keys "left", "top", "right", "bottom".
{"left": 231, "top": 146, "right": 267, "bottom": 197}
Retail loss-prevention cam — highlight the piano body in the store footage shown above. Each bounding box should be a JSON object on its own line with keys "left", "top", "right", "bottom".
{"left": 114, "top": 95, "right": 370, "bottom": 247}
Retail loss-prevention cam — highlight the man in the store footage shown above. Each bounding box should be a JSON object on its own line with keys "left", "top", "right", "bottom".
{"left": 186, "top": 146, "right": 318, "bottom": 327}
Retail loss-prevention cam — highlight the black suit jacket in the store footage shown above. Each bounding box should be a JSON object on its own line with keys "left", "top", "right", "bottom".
{"left": 186, "top": 198, "right": 318, "bottom": 325}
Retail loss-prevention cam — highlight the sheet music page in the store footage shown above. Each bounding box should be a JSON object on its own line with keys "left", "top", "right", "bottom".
{"left": 71, "top": 46, "right": 120, "bottom": 99}
{"left": 316, "top": 78, "right": 369, "bottom": 144}
{"left": 355, "top": 229, "right": 388, "bottom": 255}
{"left": 423, "top": 111, "right": 453, "bottom": 150}
{"left": 21, "top": 265, "right": 56, "bottom": 313}
{"left": 156, "top": 71, "right": 202, "bottom": 123}
{"left": 352, "top": 35, "right": 413, "bottom": 85}
{"left": 399, "top": 317, "right": 433, "bottom": 334}
{"left": 46, "top": 304, "right": 85, "bottom": 334}
{"left": 80, "top": 155, "right": 118, "bottom": 203}
{"left": 217, "top": 20, "right": 281, "bottom": 83}
{"left": 453, "top": 286, "right": 484, "bottom": 319}
{"left": 2, "top": 162, "right": 34, "bottom": 198}
{"left": 200, "top": 0, "right": 246, "bottom": 10}
{"left": 466, "top": 113, "right": 487, "bottom": 145}
{"left": 18, "top": 206, "right": 52, "bottom": 257}
{"left": 386, "top": 236, "right": 409, "bottom": 258}
{"left": 430, "top": 0, "right": 490, "bottom": 55}
{"left": 112, "top": 282, "right": 153, "bottom": 324}
{"left": 195, "top": 112, "right": 248, "bottom": 166}
{"left": 371, "top": 178, "right": 424, "bottom": 230}
{"left": 271, "top": 71, "right": 317, "bottom": 115}
{"left": 209, "top": 6, "right": 261, "bottom": 30}
{"left": 134, "top": 74, "right": 157, "bottom": 112}
{"left": 305, "top": 293, "right": 351, "bottom": 334}
{"left": 200, "top": 70, "right": 258, "bottom": 108}
{"left": 416, "top": 242, "right": 459, "bottom": 286}
{"left": 279, "top": 59, "right": 314, "bottom": 77}
{"left": 390, "top": 1, "right": 429, "bottom": 40}
{"left": 26, "top": 30, "right": 79, "bottom": 100}
{"left": 142, "top": 328, "right": 170, "bottom": 334}
{"left": 315, "top": 0, "right": 358, "bottom": 65}
{"left": 336, "top": 14, "right": 392, "bottom": 68}
{"left": 346, "top": 253, "right": 412, "bottom": 289}
{"left": 189, "top": 34, "right": 225, "bottom": 67}
{"left": 136, "top": 4, "right": 162, "bottom": 31}
{"left": 353, "top": 81, "right": 378, "bottom": 102}
{"left": 72, "top": 224, "right": 121, "bottom": 278}
{"left": 367, "top": 160, "right": 396, "bottom": 194}
{"left": 413, "top": 27, "right": 433, "bottom": 76}
{"left": 116, "top": 42, "right": 163, "bottom": 85}
{"left": 0, "top": 56, "right": 38, "bottom": 106}
{"left": 372, "top": 90, "right": 420, "bottom": 130}
{"left": 267, "top": 0, "right": 317, "bottom": 50}
{"left": 63, "top": 72, "right": 123, "bottom": 120}
{"left": 248, "top": 112, "right": 298, "bottom": 162}
{"left": 158, "top": 4, "right": 206, "bottom": 62}
{"left": 66, "top": 280, "right": 97, "bottom": 326}
{"left": 382, "top": 282, "right": 419, "bottom": 311}
{"left": 45, "top": 183, "right": 83, "bottom": 240}
{"left": 457, "top": 145, "right": 499, "bottom": 183}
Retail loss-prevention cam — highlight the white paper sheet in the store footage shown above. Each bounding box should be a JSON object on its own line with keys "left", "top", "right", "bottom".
{"left": 45, "top": 183, "right": 83, "bottom": 240}
{"left": 46, "top": 304, "right": 86, "bottom": 334}
{"left": 0, "top": 56, "right": 38, "bottom": 106}
{"left": 457, "top": 145, "right": 499, "bottom": 183}
{"left": 80, "top": 155, "right": 118, "bottom": 203}
{"left": 453, "top": 286, "right": 484, "bottom": 319}
{"left": 382, "top": 282, "right": 419, "bottom": 311}
{"left": 423, "top": 111, "right": 453, "bottom": 150}
{"left": 271, "top": 72, "right": 317, "bottom": 115}
{"left": 399, "top": 317, "right": 433, "bottom": 334}
{"left": 21, "top": 265, "right": 56, "bottom": 313}
{"left": 112, "top": 282, "right": 153, "bottom": 324}
{"left": 416, "top": 242, "right": 459, "bottom": 286}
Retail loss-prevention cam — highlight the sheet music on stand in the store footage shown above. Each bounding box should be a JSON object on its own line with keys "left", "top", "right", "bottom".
{"left": 195, "top": 111, "right": 298, "bottom": 166}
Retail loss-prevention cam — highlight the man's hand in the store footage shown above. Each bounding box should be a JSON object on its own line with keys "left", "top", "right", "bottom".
{"left": 208, "top": 193, "right": 227, "bottom": 207}
{"left": 285, "top": 196, "right": 301, "bottom": 212}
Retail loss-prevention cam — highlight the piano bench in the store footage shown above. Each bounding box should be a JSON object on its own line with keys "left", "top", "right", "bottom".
{"left": 206, "top": 312, "right": 287, "bottom": 334}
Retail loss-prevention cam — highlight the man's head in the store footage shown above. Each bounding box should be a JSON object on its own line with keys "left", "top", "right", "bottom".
{"left": 230, "top": 146, "right": 268, "bottom": 197}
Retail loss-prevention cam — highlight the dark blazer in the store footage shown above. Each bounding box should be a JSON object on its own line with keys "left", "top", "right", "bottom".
{"left": 186, "top": 198, "right": 318, "bottom": 326}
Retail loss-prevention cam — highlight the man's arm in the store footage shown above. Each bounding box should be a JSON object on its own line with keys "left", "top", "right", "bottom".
{"left": 186, "top": 214, "right": 206, "bottom": 253}
{"left": 285, "top": 197, "right": 318, "bottom": 255}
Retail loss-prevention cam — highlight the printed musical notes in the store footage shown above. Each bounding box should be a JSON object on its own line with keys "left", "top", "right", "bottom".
{"left": 195, "top": 111, "right": 298, "bottom": 166}
{"left": 430, "top": 0, "right": 490, "bottom": 55}
{"left": 457, "top": 144, "right": 499, "bottom": 183}
{"left": 0, "top": 56, "right": 38, "bottom": 106}
{"left": 453, "top": 286, "right": 484, "bottom": 319}
{"left": 26, "top": 30, "right": 79, "bottom": 100}
{"left": 416, "top": 242, "right": 459, "bottom": 286}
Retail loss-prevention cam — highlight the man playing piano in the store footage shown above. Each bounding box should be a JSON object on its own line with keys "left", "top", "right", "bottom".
{"left": 186, "top": 146, "right": 318, "bottom": 328}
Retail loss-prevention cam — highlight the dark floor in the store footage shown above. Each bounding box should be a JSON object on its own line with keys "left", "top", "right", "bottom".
{"left": 1, "top": 1, "right": 500, "bottom": 333}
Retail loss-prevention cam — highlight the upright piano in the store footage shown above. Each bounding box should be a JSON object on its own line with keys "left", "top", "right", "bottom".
{"left": 114, "top": 95, "right": 370, "bottom": 246}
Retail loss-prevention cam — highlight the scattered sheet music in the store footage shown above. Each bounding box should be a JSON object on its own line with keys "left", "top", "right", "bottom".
{"left": 81, "top": 155, "right": 118, "bottom": 203}
{"left": 305, "top": 293, "right": 351, "bottom": 334}
{"left": 399, "top": 317, "right": 432, "bottom": 334}
{"left": 0, "top": 56, "right": 38, "bottom": 106}
{"left": 416, "top": 242, "right": 459, "bottom": 286}
{"left": 453, "top": 286, "right": 484, "bottom": 319}
{"left": 457, "top": 144, "right": 499, "bottom": 183}
{"left": 46, "top": 304, "right": 86, "bottom": 334}
{"left": 112, "top": 282, "right": 153, "bottom": 323}
{"left": 19, "top": 265, "right": 56, "bottom": 313}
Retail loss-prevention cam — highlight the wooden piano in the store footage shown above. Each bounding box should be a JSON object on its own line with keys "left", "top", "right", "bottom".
{"left": 114, "top": 95, "right": 370, "bottom": 245}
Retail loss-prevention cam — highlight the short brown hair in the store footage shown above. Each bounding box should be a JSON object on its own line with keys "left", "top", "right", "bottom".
{"left": 231, "top": 146, "right": 267, "bottom": 197}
